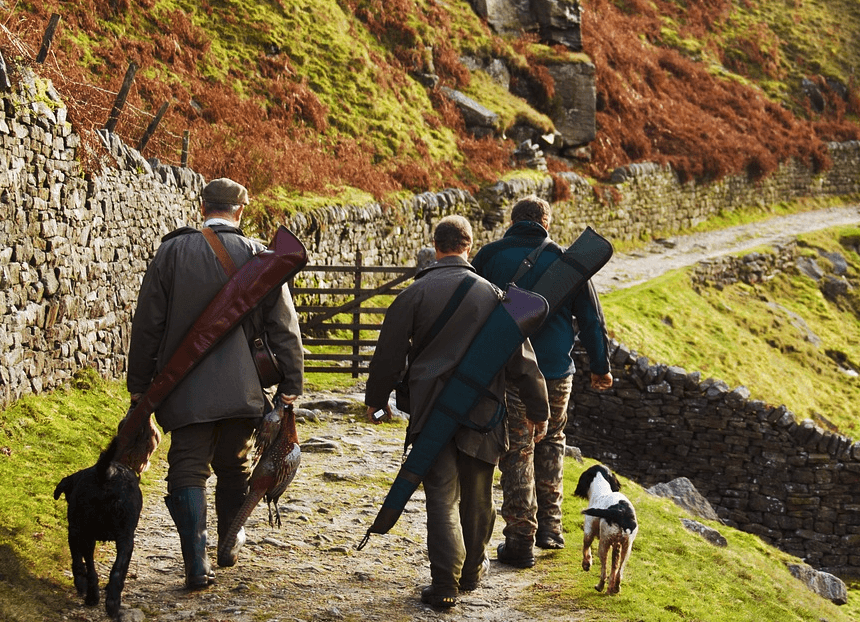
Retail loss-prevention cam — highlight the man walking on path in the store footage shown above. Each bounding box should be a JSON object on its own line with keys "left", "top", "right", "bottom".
{"left": 472, "top": 195, "right": 613, "bottom": 568}
{"left": 127, "top": 178, "right": 304, "bottom": 589}
{"left": 364, "top": 215, "right": 550, "bottom": 608}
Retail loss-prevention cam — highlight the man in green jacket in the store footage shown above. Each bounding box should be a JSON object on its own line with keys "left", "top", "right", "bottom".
{"left": 472, "top": 195, "right": 613, "bottom": 567}
{"left": 364, "top": 215, "right": 550, "bottom": 608}
{"left": 127, "top": 178, "right": 304, "bottom": 589}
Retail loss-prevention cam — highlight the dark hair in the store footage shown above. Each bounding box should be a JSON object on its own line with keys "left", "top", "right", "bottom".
{"left": 511, "top": 195, "right": 552, "bottom": 226}
{"left": 434, "top": 215, "right": 473, "bottom": 254}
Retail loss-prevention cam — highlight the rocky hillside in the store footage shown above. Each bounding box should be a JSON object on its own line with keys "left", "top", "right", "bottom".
{"left": 4, "top": 0, "right": 859, "bottom": 215}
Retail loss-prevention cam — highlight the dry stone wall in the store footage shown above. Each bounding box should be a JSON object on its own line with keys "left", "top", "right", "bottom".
{"left": 3, "top": 70, "right": 860, "bottom": 577}
{"left": 0, "top": 71, "right": 203, "bottom": 406}
{"left": 283, "top": 144, "right": 860, "bottom": 272}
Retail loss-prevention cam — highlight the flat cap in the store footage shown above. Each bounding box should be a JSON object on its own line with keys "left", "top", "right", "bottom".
{"left": 202, "top": 178, "right": 249, "bottom": 206}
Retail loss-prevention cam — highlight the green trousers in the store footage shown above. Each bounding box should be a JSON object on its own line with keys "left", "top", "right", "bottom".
{"left": 423, "top": 439, "right": 495, "bottom": 591}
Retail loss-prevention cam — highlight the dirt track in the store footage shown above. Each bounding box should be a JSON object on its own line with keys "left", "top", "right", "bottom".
{"left": 61, "top": 397, "right": 574, "bottom": 622}
{"left": 591, "top": 204, "right": 860, "bottom": 293}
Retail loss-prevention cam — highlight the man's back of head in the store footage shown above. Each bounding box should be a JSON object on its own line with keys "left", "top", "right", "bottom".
{"left": 434, "top": 215, "right": 473, "bottom": 255}
{"left": 511, "top": 195, "right": 552, "bottom": 228}
{"left": 201, "top": 178, "right": 249, "bottom": 219}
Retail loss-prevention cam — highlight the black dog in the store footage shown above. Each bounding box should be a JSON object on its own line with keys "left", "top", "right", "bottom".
{"left": 54, "top": 436, "right": 143, "bottom": 618}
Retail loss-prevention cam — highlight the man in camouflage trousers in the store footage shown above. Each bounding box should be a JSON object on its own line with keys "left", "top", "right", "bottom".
{"left": 472, "top": 195, "right": 613, "bottom": 567}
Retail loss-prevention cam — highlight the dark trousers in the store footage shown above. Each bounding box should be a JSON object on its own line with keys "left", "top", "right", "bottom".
{"left": 166, "top": 418, "right": 257, "bottom": 493}
{"left": 423, "top": 439, "right": 495, "bottom": 590}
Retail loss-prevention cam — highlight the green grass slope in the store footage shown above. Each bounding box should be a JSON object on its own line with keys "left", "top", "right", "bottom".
{"left": 544, "top": 457, "right": 860, "bottom": 622}
{"left": 605, "top": 225, "right": 860, "bottom": 435}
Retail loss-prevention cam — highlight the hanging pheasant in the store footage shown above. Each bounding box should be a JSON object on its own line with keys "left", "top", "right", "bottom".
{"left": 218, "top": 401, "right": 301, "bottom": 561}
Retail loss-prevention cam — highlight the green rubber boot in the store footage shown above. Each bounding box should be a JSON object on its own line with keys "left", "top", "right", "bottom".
{"left": 165, "top": 487, "right": 215, "bottom": 590}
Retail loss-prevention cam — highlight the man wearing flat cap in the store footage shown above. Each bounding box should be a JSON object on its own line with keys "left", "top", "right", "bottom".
{"left": 127, "top": 177, "right": 304, "bottom": 590}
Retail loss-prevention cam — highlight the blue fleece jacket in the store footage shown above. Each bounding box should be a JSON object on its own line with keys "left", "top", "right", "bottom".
{"left": 471, "top": 220, "right": 610, "bottom": 379}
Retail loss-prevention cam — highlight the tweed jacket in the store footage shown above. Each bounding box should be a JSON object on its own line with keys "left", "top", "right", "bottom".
{"left": 365, "top": 255, "right": 549, "bottom": 465}
{"left": 127, "top": 224, "right": 304, "bottom": 432}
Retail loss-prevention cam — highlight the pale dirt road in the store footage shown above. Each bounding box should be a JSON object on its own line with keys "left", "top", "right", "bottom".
{"left": 591, "top": 205, "right": 860, "bottom": 293}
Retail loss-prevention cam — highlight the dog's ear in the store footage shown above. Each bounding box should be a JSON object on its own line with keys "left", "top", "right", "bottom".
{"left": 609, "top": 471, "right": 621, "bottom": 492}
{"left": 574, "top": 466, "right": 597, "bottom": 498}
{"left": 54, "top": 474, "right": 74, "bottom": 500}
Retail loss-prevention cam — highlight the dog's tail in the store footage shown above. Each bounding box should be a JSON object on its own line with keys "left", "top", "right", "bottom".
{"left": 582, "top": 500, "right": 638, "bottom": 534}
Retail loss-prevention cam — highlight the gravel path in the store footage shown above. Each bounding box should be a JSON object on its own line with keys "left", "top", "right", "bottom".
{"left": 591, "top": 205, "right": 860, "bottom": 293}
{"left": 62, "top": 397, "right": 575, "bottom": 622}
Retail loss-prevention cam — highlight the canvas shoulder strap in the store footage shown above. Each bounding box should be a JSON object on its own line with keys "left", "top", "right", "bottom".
{"left": 410, "top": 272, "right": 477, "bottom": 361}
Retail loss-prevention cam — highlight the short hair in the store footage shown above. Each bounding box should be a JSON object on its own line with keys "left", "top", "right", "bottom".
{"left": 434, "top": 215, "right": 473, "bottom": 254}
{"left": 202, "top": 201, "right": 243, "bottom": 218}
{"left": 511, "top": 195, "right": 552, "bottom": 226}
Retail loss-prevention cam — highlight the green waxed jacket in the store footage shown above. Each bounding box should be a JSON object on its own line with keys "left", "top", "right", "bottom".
{"left": 365, "top": 255, "right": 549, "bottom": 465}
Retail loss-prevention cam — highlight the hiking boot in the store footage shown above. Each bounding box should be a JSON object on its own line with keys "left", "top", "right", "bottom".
{"left": 459, "top": 556, "right": 490, "bottom": 592}
{"left": 420, "top": 585, "right": 458, "bottom": 608}
{"left": 496, "top": 539, "right": 535, "bottom": 568}
{"left": 536, "top": 531, "right": 565, "bottom": 550}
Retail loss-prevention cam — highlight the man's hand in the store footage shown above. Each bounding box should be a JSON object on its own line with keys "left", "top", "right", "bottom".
{"left": 365, "top": 404, "right": 392, "bottom": 424}
{"left": 531, "top": 419, "right": 548, "bottom": 444}
{"left": 119, "top": 393, "right": 144, "bottom": 433}
{"left": 279, "top": 394, "right": 298, "bottom": 405}
{"left": 590, "top": 372, "right": 613, "bottom": 391}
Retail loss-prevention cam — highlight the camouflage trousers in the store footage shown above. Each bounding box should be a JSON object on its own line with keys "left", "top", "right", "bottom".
{"left": 499, "top": 375, "right": 573, "bottom": 542}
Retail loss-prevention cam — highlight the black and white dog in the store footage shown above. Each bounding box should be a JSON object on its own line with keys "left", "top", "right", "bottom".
{"left": 574, "top": 464, "right": 638, "bottom": 595}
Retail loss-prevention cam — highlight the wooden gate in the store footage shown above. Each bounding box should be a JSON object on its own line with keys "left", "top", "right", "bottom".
{"left": 290, "top": 251, "right": 416, "bottom": 376}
